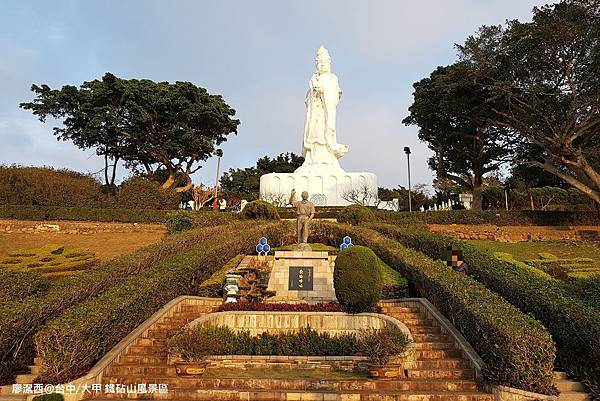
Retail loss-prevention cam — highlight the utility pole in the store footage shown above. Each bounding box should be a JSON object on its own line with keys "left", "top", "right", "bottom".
{"left": 213, "top": 149, "right": 223, "bottom": 199}
{"left": 404, "top": 146, "right": 412, "bottom": 212}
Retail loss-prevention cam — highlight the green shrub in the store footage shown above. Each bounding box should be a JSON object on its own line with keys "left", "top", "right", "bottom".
{"left": 357, "top": 327, "right": 411, "bottom": 365}
{"left": 334, "top": 246, "right": 383, "bottom": 312}
{"left": 366, "top": 222, "right": 598, "bottom": 395}
{"left": 33, "top": 222, "right": 290, "bottom": 384}
{"left": 117, "top": 177, "right": 180, "bottom": 210}
{"left": 0, "top": 166, "right": 105, "bottom": 208}
{"left": 197, "top": 254, "right": 245, "bottom": 297}
{"left": 0, "top": 244, "right": 98, "bottom": 277}
{"left": 314, "top": 223, "right": 556, "bottom": 395}
{"left": 0, "top": 221, "right": 250, "bottom": 385}
{"left": 379, "top": 260, "right": 409, "bottom": 299}
{"left": 166, "top": 211, "right": 194, "bottom": 234}
{"left": 337, "top": 204, "right": 376, "bottom": 225}
{"left": 0, "top": 270, "right": 50, "bottom": 302}
{"left": 0, "top": 205, "right": 238, "bottom": 226}
{"left": 168, "top": 325, "right": 409, "bottom": 361}
{"left": 241, "top": 200, "right": 280, "bottom": 220}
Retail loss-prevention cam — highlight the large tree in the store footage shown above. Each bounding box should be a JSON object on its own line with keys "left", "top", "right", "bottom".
{"left": 458, "top": 0, "right": 600, "bottom": 204}
{"left": 220, "top": 153, "right": 304, "bottom": 199}
{"left": 21, "top": 73, "right": 239, "bottom": 192}
{"left": 403, "top": 62, "right": 516, "bottom": 210}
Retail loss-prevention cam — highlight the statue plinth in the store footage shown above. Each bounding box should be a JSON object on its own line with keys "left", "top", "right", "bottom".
{"left": 260, "top": 171, "right": 378, "bottom": 207}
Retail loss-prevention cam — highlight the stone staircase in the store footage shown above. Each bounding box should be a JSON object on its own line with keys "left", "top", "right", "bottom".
{"left": 82, "top": 298, "right": 493, "bottom": 401}
{"left": 554, "top": 372, "right": 590, "bottom": 401}
{"left": 0, "top": 358, "right": 43, "bottom": 401}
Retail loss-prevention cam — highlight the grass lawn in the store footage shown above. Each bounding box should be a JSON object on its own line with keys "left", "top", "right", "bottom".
{"left": 466, "top": 240, "right": 600, "bottom": 261}
{"left": 0, "top": 230, "right": 165, "bottom": 262}
{"left": 201, "top": 367, "right": 370, "bottom": 379}
{"left": 467, "top": 240, "right": 600, "bottom": 278}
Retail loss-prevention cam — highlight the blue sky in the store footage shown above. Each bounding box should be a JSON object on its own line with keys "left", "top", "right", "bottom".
{"left": 0, "top": 0, "right": 547, "bottom": 190}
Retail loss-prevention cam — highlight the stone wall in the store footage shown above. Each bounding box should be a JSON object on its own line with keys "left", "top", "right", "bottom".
{"left": 199, "top": 355, "right": 370, "bottom": 373}
{"left": 428, "top": 224, "right": 600, "bottom": 242}
{"left": 0, "top": 219, "right": 165, "bottom": 235}
{"left": 187, "top": 311, "right": 411, "bottom": 338}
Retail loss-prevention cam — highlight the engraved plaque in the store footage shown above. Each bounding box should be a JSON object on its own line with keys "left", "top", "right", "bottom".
{"left": 288, "top": 266, "right": 313, "bottom": 291}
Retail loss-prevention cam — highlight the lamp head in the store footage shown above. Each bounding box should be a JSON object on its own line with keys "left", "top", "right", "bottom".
{"left": 403, "top": 146, "right": 411, "bottom": 155}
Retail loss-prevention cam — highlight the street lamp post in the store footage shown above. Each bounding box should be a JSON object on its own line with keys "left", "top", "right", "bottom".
{"left": 213, "top": 149, "right": 223, "bottom": 200}
{"left": 404, "top": 146, "right": 412, "bottom": 212}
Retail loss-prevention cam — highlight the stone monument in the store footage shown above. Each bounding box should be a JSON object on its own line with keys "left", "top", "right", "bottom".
{"left": 260, "top": 46, "right": 378, "bottom": 206}
{"left": 289, "top": 189, "right": 315, "bottom": 249}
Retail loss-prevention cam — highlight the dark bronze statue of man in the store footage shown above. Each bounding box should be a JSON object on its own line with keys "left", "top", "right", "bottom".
{"left": 289, "top": 189, "right": 315, "bottom": 244}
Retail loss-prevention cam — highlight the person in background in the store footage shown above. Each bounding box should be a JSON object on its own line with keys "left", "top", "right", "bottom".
{"left": 212, "top": 198, "right": 218, "bottom": 211}
{"left": 219, "top": 198, "right": 227, "bottom": 212}
{"left": 447, "top": 246, "right": 469, "bottom": 275}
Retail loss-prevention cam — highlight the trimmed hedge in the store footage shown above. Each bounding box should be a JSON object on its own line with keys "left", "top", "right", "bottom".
{"left": 367, "top": 222, "right": 600, "bottom": 397}
{"left": 0, "top": 205, "right": 238, "bottom": 226}
{"left": 197, "top": 254, "right": 246, "bottom": 298}
{"left": 116, "top": 177, "right": 181, "bottom": 210}
{"left": 34, "top": 222, "right": 291, "bottom": 383}
{"left": 0, "top": 166, "right": 181, "bottom": 210}
{"left": 334, "top": 246, "right": 383, "bottom": 312}
{"left": 337, "top": 205, "right": 376, "bottom": 225}
{"left": 312, "top": 222, "right": 556, "bottom": 394}
{"left": 377, "top": 209, "right": 600, "bottom": 226}
{"left": 168, "top": 326, "right": 361, "bottom": 359}
{"left": 0, "top": 166, "right": 106, "bottom": 208}
{"left": 241, "top": 200, "right": 280, "bottom": 220}
{"left": 0, "top": 221, "right": 251, "bottom": 385}
{"left": 0, "top": 270, "right": 50, "bottom": 302}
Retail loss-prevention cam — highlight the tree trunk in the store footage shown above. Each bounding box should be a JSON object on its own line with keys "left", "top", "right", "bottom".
{"left": 472, "top": 173, "right": 483, "bottom": 210}
{"left": 161, "top": 174, "right": 176, "bottom": 190}
{"left": 529, "top": 192, "right": 535, "bottom": 211}
{"left": 110, "top": 156, "right": 119, "bottom": 186}
{"left": 104, "top": 154, "right": 110, "bottom": 187}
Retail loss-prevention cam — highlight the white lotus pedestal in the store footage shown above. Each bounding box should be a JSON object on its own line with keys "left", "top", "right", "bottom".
{"left": 259, "top": 171, "right": 378, "bottom": 207}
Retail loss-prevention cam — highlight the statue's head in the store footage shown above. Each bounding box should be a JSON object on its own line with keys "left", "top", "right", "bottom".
{"left": 315, "top": 46, "right": 331, "bottom": 74}
{"left": 301, "top": 191, "right": 309, "bottom": 200}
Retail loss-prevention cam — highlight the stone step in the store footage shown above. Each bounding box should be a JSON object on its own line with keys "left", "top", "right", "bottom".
{"left": 26, "top": 365, "right": 40, "bottom": 375}
{"left": 404, "top": 326, "right": 441, "bottom": 334}
{"left": 105, "top": 365, "right": 177, "bottom": 377}
{"left": 402, "top": 319, "right": 435, "bottom": 326}
{"left": 407, "top": 369, "right": 475, "bottom": 380}
{"left": 414, "top": 359, "right": 467, "bottom": 369}
{"left": 415, "top": 350, "right": 462, "bottom": 360}
{"left": 99, "top": 376, "right": 478, "bottom": 393}
{"left": 558, "top": 391, "right": 590, "bottom": 401}
{"left": 14, "top": 374, "right": 36, "bottom": 384}
{"left": 136, "top": 338, "right": 168, "bottom": 347}
{"left": 127, "top": 345, "right": 167, "bottom": 357}
{"left": 89, "top": 389, "right": 492, "bottom": 401}
{"left": 380, "top": 307, "right": 421, "bottom": 314}
{"left": 145, "top": 329, "right": 180, "bottom": 339}
{"left": 383, "top": 312, "right": 424, "bottom": 320}
{"left": 554, "top": 371, "right": 568, "bottom": 380}
{"left": 412, "top": 334, "right": 452, "bottom": 343}
{"left": 415, "top": 342, "right": 455, "bottom": 350}
{"left": 118, "top": 355, "right": 167, "bottom": 365}
{"left": 556, "top": 380, "right": 585, "bottom": 393}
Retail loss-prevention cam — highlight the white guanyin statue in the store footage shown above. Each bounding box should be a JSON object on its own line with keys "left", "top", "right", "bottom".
{"left": 295, "top": 46, "right": 348, "bottom": 175}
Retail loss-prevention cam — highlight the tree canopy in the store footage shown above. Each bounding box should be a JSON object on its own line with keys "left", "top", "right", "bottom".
{"left": 20, "top": 73, "right": 239, "bottom": 192}
{"left": 457, "top": 0, "right": 600, "bottom": 203}
{"left": 403, "top": 62, "right": 516, "bottom": 210}
{"left": 220, "top": 153, "right": 304, "bottom": 199}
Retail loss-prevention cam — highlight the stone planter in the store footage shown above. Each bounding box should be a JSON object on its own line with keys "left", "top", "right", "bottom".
{"left": 174, "top": 361, "right": 208, "bottom": 376}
